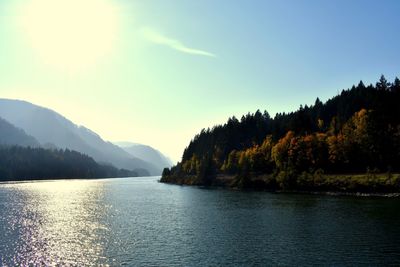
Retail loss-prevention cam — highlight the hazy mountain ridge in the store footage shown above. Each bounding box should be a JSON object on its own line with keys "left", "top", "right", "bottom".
{"left": 0, "top": 99, "right": 159, "bottom": 176}
{"left": 115, "top": 142, "right": 173, "bottom": 173}
{"left": 0, "top": 116, "right": 40, "bottom": 147}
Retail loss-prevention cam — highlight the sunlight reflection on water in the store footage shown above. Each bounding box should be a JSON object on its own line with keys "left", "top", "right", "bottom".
{"left": 0, "top": 177, "right": 400, "bottom": 266}
{"left": 0, "top": 180, "right": 111, "bottom": 266}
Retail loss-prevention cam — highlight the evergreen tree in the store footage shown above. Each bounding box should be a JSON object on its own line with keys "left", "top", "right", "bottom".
{"left": 376, "top": 75, "right": 389, "bottom": 90}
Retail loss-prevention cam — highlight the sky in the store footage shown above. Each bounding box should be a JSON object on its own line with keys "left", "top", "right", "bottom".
{"left": 0, "top": 0, "right": 399, "bottom": 162}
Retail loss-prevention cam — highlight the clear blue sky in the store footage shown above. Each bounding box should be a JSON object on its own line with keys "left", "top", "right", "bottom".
{"left": 0, "top": 0, "right": 399, "bottom": 162}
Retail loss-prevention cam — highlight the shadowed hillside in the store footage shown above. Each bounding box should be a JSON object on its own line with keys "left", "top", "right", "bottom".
{"left": 0, "top": 117, "right": 39, "bottom": 147}
{"left": 0, "top": 145, "right": 137, "bottom": 181}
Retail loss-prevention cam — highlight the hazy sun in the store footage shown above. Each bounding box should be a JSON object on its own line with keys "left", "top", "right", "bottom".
{"left": 18, "top": 0, "right": 120, "bottom": 72}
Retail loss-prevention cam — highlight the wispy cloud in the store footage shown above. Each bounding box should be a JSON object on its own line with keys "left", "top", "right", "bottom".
{"left": 141, "top": 27, "right": 216, "bottom": 58}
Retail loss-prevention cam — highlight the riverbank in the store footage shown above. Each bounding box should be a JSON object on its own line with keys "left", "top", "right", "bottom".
{"left": 160, "top": 173, "right": 400, "bottom": 197}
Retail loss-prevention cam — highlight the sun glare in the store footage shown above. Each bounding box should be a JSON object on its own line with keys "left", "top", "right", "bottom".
{"left": 17, "top": 0, "right": 120, "bottom": 73}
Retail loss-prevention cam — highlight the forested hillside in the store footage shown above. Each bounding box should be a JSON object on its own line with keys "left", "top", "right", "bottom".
{"left": 161, "top": 76, "right": 400, "bottom": 192}
{"left": 0, "top": 146, "right": 137, "bottom": 181}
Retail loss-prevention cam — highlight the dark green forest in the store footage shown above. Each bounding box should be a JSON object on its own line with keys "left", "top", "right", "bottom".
{"left": 0, "top": 146, "right": 137, "bottom": 181}
{"left": 161, "top": 76, "right": 400, "bottom": 193}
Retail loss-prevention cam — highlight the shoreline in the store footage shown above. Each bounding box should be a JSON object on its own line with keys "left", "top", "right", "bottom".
{"left": 160, "top": 173, "right": 400, "bottom": 198}
{"left": 0, "top": 175, "right": 156, "bottom": 185}
{"left": 161, "top": 180, "right": 400, "bottom": 198}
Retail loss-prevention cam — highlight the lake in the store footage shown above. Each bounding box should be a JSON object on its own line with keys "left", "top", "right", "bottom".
{"left": 0, "top": 177, "right": 399, "bottom": 266}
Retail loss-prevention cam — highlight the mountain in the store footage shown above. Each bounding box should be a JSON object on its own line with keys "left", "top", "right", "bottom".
{"left": 0, "top": 116, "right": 39, "bottom": 147}
{"left": 161, "top": 76, "right": 400, "bottom": 192}
{"left": 115, "top": 142, "right": 173, "bottom": 173}
{"left": 0, "top": 99, "right": 159, "bottom": 176}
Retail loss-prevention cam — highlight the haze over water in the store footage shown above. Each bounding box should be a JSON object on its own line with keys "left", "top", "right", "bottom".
{"left": 0, "top": 177, "right": 399, "bottom": 266}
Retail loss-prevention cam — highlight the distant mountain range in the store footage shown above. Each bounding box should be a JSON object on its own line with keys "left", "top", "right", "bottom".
{"left": 0, "top": 99, "right": 171, "bottom": 176}
{"left": 115, "top": 142, "right": 173, "bottom": 172}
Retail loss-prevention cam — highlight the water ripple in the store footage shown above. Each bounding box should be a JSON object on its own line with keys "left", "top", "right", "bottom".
{"left": 0, "top": 177, "right": 399, "bottom": 266}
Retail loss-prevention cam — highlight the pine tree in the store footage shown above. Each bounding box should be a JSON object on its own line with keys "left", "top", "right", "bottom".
{"left": 376, "top": 75, "right": 389, "bottom": 90}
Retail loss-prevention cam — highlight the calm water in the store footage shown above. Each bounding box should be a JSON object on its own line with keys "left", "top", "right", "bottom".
{"left": 0, "top": 177, "right": 399, "bottom": 266}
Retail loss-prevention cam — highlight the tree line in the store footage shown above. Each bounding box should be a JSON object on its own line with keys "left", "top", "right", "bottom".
{"left": 161, "top": 76, "right": 400, "bottom": 192}
{"left": 0, "top": 146, "right": 137, "bottom": 181}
